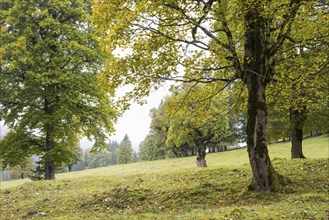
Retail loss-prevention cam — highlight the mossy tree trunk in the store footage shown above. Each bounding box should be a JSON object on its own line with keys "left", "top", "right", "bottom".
{"left": 246, "top": 75, "right": 276, "bottom": 192}
{"left": 243, "top": 4, "right": 283, "bottom": 192}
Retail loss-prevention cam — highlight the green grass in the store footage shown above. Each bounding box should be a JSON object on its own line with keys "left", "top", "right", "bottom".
{"left": 0, "top": 135, "right": 328, "bottom": 219}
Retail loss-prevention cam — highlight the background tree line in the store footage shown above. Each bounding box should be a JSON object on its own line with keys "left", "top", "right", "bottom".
{"left": 0, "top": 135, "right": 137, "bottom": 181}
{"left": 59, "top": 135, "right": 137, "bottom": 172}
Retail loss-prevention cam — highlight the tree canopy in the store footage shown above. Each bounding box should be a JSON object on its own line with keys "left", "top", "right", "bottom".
{"left": 139, "top": 83, "right": 246, "bottom": 164}
{"left": 165, "top": 84, "right": 232, "bottom": 166}
{"left": 93, "top": 0, "right": 327, "bottom": 191}
{"left": 0, "top": 0, "right": 116, "bottom": 179}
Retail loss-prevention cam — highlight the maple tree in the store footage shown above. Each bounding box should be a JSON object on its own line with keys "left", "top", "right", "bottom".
{"left": 93, "top": 0, "right": 326, "bottom": 191}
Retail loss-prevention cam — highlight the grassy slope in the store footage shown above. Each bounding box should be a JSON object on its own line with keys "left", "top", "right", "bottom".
{"left": 0, "top": 135, "right": 328, "bottom": 219}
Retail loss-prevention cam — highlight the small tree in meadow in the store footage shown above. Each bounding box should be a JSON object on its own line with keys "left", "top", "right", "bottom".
{"left": 116, "top": 135, "right": 134, "bottom": 164}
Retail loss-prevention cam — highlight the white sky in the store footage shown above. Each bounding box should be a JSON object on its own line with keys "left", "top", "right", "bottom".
{"left": 0, "top": 121, "right": 8, "bottom": 138}
{"left": 80, "top": 84, "right": 171, "bottom": 151}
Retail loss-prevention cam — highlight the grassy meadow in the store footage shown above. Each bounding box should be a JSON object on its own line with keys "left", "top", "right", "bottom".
{"left": 0, "top": 135, "right": 328, "bottom": 219}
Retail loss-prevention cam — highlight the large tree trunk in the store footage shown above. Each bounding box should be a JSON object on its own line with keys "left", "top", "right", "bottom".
{"left": 290, "top": 108, "right": 306, "bottom": 159}
{"left": 246, "top": 75, "right": 282, "bottom": 192}
{"left": 242, "top": 2, "right": 288, "bottom": 192}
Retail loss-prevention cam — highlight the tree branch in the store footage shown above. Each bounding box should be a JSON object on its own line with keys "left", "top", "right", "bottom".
{"left": 270, "top": 0, "right": 303, "bottom": 56}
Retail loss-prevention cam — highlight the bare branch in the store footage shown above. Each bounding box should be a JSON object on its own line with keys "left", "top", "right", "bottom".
{"left": 219, "top": 10, "right": 243, "bottom": 77}
{"left": 159, "top": 74, "right": 237, "bottom": 84}
{"left": 131, "top": 23, "right": 210, "bottom": 51}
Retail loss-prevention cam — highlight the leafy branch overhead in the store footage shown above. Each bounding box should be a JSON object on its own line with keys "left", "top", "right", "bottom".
{"left": 93, "top": 0, "right": 327, "bottom": 192}
{"left": 94, "top": 0, "right": 326, "bottom": 93}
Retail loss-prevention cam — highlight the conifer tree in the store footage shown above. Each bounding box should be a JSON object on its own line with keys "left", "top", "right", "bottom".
{"left": 116, "top": 135, "right": 134, "bottom": 164}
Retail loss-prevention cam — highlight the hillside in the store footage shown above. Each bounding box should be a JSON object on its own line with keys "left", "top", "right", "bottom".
{"left": 0, "top": 135, "right": 328, "bottom": 219}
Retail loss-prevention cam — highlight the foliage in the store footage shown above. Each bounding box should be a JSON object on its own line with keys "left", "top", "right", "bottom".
{"left": 0, "top": 135, "right": 328, "bottom": 219}
{"left": 164, "top": 84, "right": 232, "bottom": 152}
{"left": 84, "top": 149, "right": 111, "bottom": 169}
{"left": 107, "top": 140, "right": 119, "bottom": 165}
{"left": 139, "top": 132, "right": 167, "bottom": 161}
{"left": 139, "top": 84, "right": 246, "bottom": 161}
{"left": 223, "top": 81, "right": 248, "bottom": 143}
{"left": 69, "top": 161, "right": 87, "bottom": 172}
{"left": 139, "top": 102, "right": 170, "bottom": 161}
{"left": 66, "top": 146, "right": 84, "bottom": 171}
{"left": 267, "top": 108, "right": 290, "bottom": 143}
{"left": 93, "top": 0, "right": 326, "bottom": 191}
{"left": 0, "top": 0, "right": 116, "bottom": 178}
{"left": 272, "top": 3, "right": 327, "bottom": 156}
{"left": 92, "top": 0, "right": 326, "bottom": 105}
{"left": 87, "top": 151, "right": 111, "bottom": 169}
{"left": 266, "top": 1, "right": 328, "bottom": 145}
{"left": 133, "top": 151, "right": 138, "bottom": 163}
{"left": 29, "top": 165, "right": 45, "bottom": 181}
{"left": 116, "top": 134, "right": 134, "bottom": 164}
{"left": 10, "top": 156, "right": 34, "bottom": 180}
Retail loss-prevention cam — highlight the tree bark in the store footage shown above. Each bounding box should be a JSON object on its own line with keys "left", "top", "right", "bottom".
{"left": 44, "top": 131, "right": 55, "bottom": 180}
{"left": 196, "top": 145, "right": 207, "bottom": 167}
{"left": 242, "top": 2, "right": 287, "bottom": 192}
{"left": 246, "top": 75, "right": 278, "bottom": 192}
{"left": 193, "top": 128, "right": 207, "bottom": 167}
{"left": 290, "top": 109, "right": 306, "bottom": 159}
{"left": 45, "top": 134, "right": 55, "bottom": 180}
{"left": 44, "top": 98, "right": 55, "bottom": 180}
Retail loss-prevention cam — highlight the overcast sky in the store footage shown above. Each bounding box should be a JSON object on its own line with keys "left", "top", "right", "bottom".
{"left": 80, "top": 84, "right": 170, "bottom": 151}
{"left": 0, "top": 121, "right": 8, "bottom": 138}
